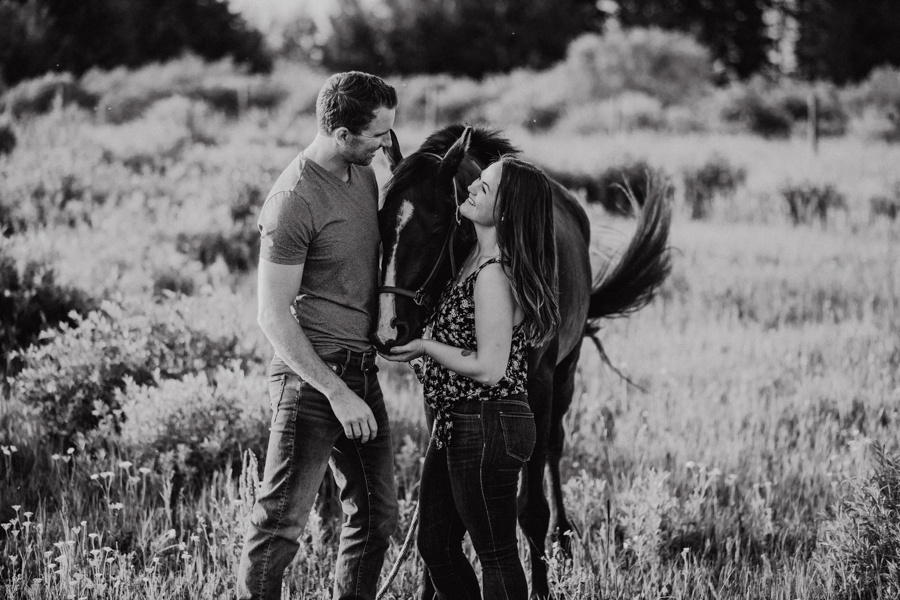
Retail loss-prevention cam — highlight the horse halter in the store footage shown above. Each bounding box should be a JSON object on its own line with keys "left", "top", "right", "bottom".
{"left": 378, "top": 153, "right": 465, "bottom": 310}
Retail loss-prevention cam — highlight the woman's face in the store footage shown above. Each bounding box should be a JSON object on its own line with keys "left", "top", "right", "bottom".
{"left": 461, "top": 161, "right": 503, "bottom": 226}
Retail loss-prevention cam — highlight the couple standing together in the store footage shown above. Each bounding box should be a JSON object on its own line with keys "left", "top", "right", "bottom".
{"left": 237, "top": 70, "right": 559, "bottom": 600}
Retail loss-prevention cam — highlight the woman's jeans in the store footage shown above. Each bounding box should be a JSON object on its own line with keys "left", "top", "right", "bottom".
{"left": 237, "top": 357, "right": 398, "bottom": 600}
{"left": 418, "top": 397, "right": 536, "bottom": 600}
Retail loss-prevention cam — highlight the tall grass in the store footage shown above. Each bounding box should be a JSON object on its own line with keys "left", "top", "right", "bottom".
{"left": 2, "top": 91, "right": 900, "bottom": 598}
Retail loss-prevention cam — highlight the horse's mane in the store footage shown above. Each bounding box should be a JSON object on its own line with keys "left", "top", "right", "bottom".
{"left": 419, "top": 124, "right": 520, "bottom": 166}
{"left": 384, "top": 124, "right": 520, "bottom": 198}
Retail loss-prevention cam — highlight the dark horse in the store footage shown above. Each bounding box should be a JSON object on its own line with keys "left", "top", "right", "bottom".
{"left": 371, "top": 124, "right": 671, "bottom": 599}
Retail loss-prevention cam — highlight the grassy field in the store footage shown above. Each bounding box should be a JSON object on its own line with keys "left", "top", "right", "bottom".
{"left": 2, "top": 101, "right": 900, "bottom": 599}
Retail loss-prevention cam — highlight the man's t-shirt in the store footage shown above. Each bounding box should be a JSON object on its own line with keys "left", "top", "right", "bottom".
{"left": 258, "top": 153, "right": 380, "bottom": 367}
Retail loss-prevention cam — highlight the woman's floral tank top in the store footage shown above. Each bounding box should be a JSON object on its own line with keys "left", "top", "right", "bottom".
{"left": 422, "top": 258, "right": 529, "bottom": 448}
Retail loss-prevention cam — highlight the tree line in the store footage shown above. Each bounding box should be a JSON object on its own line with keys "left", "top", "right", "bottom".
{"left": 0, "top": 0, "right": 271, "bottom": 86}
{"left": 1, "top": 0, "right": 899, "bottom": 89}
{"left": 319, "top": 0, "right": 900, "bottom": 84}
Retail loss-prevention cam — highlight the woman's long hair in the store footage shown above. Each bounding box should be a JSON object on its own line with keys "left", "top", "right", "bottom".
{"left": 494, "top": 156, "right": 560, "bottom": 346}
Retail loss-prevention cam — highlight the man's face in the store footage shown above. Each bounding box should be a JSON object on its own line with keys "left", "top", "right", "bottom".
{"left": 342, "top": 107, "right": 396, "bottom": 166}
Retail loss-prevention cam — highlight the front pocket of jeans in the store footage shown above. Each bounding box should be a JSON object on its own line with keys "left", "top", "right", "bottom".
{"left": 500, "top": 413, "right": 536, "bottom": 462}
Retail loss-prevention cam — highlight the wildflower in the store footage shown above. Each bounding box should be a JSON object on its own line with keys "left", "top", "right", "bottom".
{"left": 9, "top": 445, "right": 16, "bottom": 452}
{"left": 24, "top": 512, "right": 33, "bottom": 519}
{"left": 100, "top": 471, "right": 114, "bottom": 479}
{"left": 118, "top": 461, "right": 132, "bottom": 469}
{"left": 685, "top": 461, "right": 696, "bottom": 470}
{"left": 190, "top": 535, "right": 200, "bottom": 542}
{"left": 181, "top": 552, "right": 191, "bottom": 560}
{"left": 1, "top": 523, "right": 10, "bottom": 531}
{"left": 109, "top": 503, "right": 124, "bottom": 511}
{"left": 32, "top": 578, "right": 43, "bottom": 584}
{"left": 102, "top": 546, "right": 113, "bottom": 552}
{"left": 12, "top": 505, "right": 21, "bottom": 512}
{"left": 139, "top": 467, "right": 151, "bottom": 475}
{"left": 44, "top": 551, "right": 53, "bottom": 558}
{"left": 90, "top": 474, "right": 100, "bottom": 480}
{"left": 106, "top": 557, "right": 115, "bottom": 564}
{"left": 1, "top": 446, "right": 9, "bottom": 456}
{"left": 166, "top": 529, "right": 176, "bottom": 538}
{"left": 88, "top": 533, "right": 98, "bottom": 540}
{"left": 51, "top": 454, "right": 61, "bottom": 461}
{"left": 72, "top": 527, "right": 81, "bottom": 534}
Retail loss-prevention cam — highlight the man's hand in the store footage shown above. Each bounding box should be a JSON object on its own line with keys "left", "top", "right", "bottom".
{"left": 328, "top": 388, "right": 378, "bottom": 443}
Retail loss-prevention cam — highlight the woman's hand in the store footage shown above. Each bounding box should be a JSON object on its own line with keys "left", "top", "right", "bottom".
{"left": 379, "top": 339, "right": 427, "bottom": 362}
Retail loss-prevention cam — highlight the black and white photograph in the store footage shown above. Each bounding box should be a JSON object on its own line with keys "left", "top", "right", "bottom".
{"left": 2, "top": 0, "right": 900, "bottom": 598}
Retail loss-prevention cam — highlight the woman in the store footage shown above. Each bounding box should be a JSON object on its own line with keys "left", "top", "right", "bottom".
{"left": 381, "top": 156, "right": 559, "bottom": 600}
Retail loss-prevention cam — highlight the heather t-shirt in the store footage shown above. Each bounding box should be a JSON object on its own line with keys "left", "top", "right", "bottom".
{"left": 258, "top": 153, "right": 380, "bottom": 366}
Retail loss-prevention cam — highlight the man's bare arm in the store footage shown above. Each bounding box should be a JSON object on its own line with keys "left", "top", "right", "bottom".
{"left": 257, "top": 258, "right": 378, "bottom": 442}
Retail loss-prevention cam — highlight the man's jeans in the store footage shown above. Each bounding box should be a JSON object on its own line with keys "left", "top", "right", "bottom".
{"left": 237, "top": 358, "right": 398, "bottom": 600}
{"left": 417, "top": 397, "right": 536, "bottom": 600}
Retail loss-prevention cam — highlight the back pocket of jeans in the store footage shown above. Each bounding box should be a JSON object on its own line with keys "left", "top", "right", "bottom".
{"left": 500, "top": 413, "right": 536, "bottom": 462}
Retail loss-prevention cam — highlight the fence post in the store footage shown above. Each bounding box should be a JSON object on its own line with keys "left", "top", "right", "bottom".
{"left": 808, "top": 91, "right": 819, "bottom": 154}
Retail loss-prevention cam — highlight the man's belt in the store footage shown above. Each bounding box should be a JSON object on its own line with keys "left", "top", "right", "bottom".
{"left": 319, "top": 348, "right": 378, "bottom": 376}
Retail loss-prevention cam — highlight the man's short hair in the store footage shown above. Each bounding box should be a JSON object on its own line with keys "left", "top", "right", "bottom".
{"left": 316, "top": 72, "right": 398, "bottom": 135}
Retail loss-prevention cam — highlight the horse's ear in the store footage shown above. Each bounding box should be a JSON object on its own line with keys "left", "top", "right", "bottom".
{"left": 438, "top": 126, "right": 472, "bottom": 180}
{"left": 382, "top": 129, "right": 403, "bottom": 172}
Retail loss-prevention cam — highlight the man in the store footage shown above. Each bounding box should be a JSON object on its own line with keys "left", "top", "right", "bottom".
{"left": 237, "top": 72, "right": 398, "bottom": 600}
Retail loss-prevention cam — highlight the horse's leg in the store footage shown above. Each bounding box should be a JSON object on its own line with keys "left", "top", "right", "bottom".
{"left": 520, "top": 349, "right": 557, "bottom": 600}
{"left": 547, "top": 340, "right": 583, "bottom": 556}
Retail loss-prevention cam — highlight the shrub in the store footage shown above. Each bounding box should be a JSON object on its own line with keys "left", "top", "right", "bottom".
{"left": 842, "top": 66, "right": 900, "bottom": 140}
{"left": 555, "top": 92, "right": 666, "bottom": 135}
{"left": 118, "top": 366, "right": 269, "bottom": 482}
{"left": 547, "top": 159, "right": 672, "bottom": 216}
{"left": 175, "top": 183, "right": 261, "bottom": 272}
{"left": 0, "top": 243, "right": 96, "bottom": 379}
{"left": 682, "top": 155, "right": 747, "bottom": 220}
{"left": 773, "top": 80, "right": 848, "bottom": 137}
{"left": 391, "top": 73, "right": 495, "bottom": 126}
{"left": 0, "top": 72, "right": 98, "bottom": 119}
{"left": 818, "top": 443, "right": 900, "bottom": 599}
{"left": 12, "top": 297, "right": 260, "bottom": 445}
{"left": 563, "top": 28, "right": 713, "bottom": 106}
{"left": 870, "top": 195, "right": 900, "bottom": 222}
{"left": 0, "top": 170, "right": 110, "bottom": 234}
{"left": 720, "top": 79, "right": 793, "bottom": 138}
{"left": 479, "top": 68, "right": 571, "bottom": 132}
{"left": 81, "top": 56, "right": 286, "bottom": 124}
{"left": 780, "top": 181, "right": 847, "bottom": 226}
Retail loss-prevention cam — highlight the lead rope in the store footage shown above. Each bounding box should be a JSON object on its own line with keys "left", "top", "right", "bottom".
{"left": 376, "top": 421, "right": 437, "bottom": 600}
{"left": 378, "top": 177, "right": 464, "bottom": 599}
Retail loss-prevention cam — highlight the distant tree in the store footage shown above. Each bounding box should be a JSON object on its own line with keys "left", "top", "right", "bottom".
{"left": 322, "top": 0, "right": 604, "bottom": 78}
{"left": 0, "top": 0, "right": 271, "bottom": 87}
{"left": 319, "top": 0, "right": 390, "bottom": 74}
{"left": 793, "top": 0, "right": 900, "bottom": 83}
{"left": 614, "top": 0, "right": 771, "bottom": 80}
{"left": 0, "top": 0, "right": 52, "bottom": 85}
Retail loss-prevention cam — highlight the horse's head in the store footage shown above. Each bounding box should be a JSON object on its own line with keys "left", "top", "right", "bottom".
{"left": 373, "top": 127, "right": 481, "bottom": 351}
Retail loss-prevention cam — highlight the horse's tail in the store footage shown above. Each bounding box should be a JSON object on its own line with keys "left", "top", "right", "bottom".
{"left": 586, "top": 174, "right": 673, "bottom": 325}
